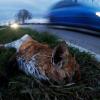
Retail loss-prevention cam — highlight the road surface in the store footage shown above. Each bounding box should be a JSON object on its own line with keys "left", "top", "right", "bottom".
{"left": 0, "top": 28, "right": 6, "bottom": 30}
{"left": 20, "top": 25, "right": 100, "bottom": 54}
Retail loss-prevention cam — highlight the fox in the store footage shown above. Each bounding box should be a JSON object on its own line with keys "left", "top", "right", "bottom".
{"left": 0, "top": 34, "right": 80, "bottom": 83}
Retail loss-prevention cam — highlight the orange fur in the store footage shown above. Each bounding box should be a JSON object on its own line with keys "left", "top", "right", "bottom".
{"left": 18, "top": 38, "right": 80, "bottom": 82}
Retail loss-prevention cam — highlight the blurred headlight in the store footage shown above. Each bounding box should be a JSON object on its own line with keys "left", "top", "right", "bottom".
{"left": 10, "top": 23, "right": 19, "bottom": 29}
{"left": 96, "top": 12, "right": 100, "bottom": 17}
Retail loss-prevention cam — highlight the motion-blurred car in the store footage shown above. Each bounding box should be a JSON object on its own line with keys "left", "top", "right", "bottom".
{"left": 48, "top": 1, "right": 100, "bottom": 31}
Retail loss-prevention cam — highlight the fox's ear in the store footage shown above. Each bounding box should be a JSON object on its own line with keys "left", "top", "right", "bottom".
{"left": 52, "top": 41, "right": 69, "bottom": 69}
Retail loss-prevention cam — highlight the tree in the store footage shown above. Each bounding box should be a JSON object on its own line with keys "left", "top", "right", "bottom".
{"left": 15, "top": 9, "right": 32, "bottom": 24}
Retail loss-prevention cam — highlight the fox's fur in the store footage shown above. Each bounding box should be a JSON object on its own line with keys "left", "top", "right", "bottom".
{"left": 3, "top": 34, "right": 80, "bottom": 83}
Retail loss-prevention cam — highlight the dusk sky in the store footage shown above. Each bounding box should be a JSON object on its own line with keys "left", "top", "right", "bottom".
{"left": 0, "top": 0, "right": 100, "bottom": 23}
{"left": 0, "top": 0, "right": 60, "bottom": 22}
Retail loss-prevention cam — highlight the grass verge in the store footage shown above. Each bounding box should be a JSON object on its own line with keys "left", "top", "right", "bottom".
{"left": 0, "top": 27, "right": 100, "bottom": 100}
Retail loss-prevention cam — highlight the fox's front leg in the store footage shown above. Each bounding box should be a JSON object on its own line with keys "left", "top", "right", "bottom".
{"left": 0, "top": 40, "right": 18, "bottom": 49}
{"left": 0, "top": 39, "right": 23, "bottom": 53}
{"left": 0, "top": 34, "right": 32, "bottom": 52}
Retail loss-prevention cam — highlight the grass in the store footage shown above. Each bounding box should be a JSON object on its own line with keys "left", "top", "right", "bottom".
{"left": 0, "top": 27, "right": 59, "bottom": 47}
{"left": 0, "top": 27, "right": 100, "bottom": 100}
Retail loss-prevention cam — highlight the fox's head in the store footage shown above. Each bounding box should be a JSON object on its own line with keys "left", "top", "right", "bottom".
{"left": 50, "top": 41, "right": 80, "bottom": 82}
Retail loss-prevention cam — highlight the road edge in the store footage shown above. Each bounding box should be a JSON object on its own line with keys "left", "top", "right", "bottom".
{"left": 66, "top": 41, "right": 100, "bottom": 62}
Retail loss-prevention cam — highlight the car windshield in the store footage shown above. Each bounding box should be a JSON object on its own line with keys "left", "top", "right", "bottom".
{"left": 52, "top": 0, "right": 100, "bottom": 10}
{"left": 78, "top": 0, "right": 100, "bottom": 8}
{"left": 51, "top": 1, "right": 80, "bottom": 10}
{"left": 51, "top": 0, "right": 100, "bottom": 10}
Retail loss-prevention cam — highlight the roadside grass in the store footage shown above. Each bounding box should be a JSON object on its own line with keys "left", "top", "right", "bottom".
{"left": 0, "top": 27, "right": 100, "bottom": 100}
{"left": 0, "top": 27, "right": 58, "bottom": 47}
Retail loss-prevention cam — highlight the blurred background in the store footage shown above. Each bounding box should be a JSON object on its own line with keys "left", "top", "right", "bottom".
{"left": 0, "top": 0, "right": 100, "bottom": 65}
{"left": 0, "top": 0, "right": 100, "bottom": 25}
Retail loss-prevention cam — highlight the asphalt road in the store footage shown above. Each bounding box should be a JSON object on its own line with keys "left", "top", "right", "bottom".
{"left": 0, "top": 28, "right": 6, "bottom": 30}
{"left": 20, "top": 24, "right": 100, "bottom": 54}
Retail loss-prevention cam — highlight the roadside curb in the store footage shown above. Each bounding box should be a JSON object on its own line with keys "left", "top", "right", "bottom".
{"left": 66, "top": 41, "right": 100, "bottom": 62}
{"left": 50, "top": 25, "right": 100, "bottom": 36}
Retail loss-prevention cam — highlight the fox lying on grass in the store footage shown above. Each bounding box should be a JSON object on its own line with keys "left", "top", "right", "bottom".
{"left": 0, "top": 34, "right": 80, "bottom": 83}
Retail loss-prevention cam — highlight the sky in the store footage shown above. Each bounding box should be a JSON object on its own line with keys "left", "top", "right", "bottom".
{"left": 0, "top": 0, "right": 100, "bottom": 23}
{"left": 0, "top": 0, "right": 60, "bottom": 22}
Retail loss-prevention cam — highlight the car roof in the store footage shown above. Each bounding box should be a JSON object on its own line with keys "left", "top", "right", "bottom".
{"left": 51, "top": 1, "right": 81, "bottom": 10}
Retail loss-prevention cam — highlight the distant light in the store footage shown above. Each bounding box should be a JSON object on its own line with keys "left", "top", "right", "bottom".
{"left": 10, "top": 23, "right": 19, "bottom": 29}
{"left": 96, "top": 12, "right": 100, "bottom": 17}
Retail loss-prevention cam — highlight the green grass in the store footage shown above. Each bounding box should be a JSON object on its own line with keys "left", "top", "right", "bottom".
{"left": 0, "top": 27, "right": 100, "bottom": 100}
{"left": 0, "top": 27, "right": 59, "bottom": 47}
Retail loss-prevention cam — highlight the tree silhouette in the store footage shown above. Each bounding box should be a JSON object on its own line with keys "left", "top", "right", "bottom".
{"left": 15, "top": 9, "right": 32, "bottom": 24}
